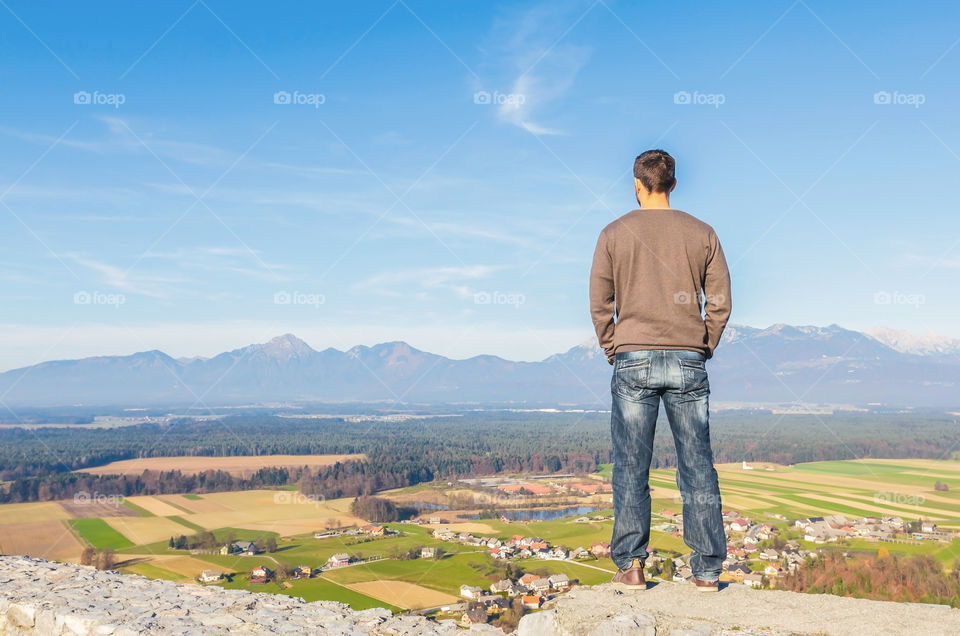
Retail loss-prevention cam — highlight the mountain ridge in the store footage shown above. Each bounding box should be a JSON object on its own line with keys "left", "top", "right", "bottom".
{"left": 1, "top": 324, "right": 957, "bottom": 408}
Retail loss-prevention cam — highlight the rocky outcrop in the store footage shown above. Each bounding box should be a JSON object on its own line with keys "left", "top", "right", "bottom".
{"left": 4, "top": 555, "right": 960, "bottom": 635}
{"left": 516, "top": 581, "right": 960, "bottom": 635}
{"left": 0, "top": 556, "right": 499, "bottom": 635}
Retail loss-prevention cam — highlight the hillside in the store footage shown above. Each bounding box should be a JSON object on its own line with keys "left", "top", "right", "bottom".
{"left": 2, "top": 556, "right": 959, "bottom": 635}
{"left": 0, "top": 324, "right": 958, "bottom": 408}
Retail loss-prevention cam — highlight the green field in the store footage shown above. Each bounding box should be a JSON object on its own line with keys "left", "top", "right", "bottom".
{"left": 12, "top": 457, "right": 960, "bottom": 614}
{"left": 121, "top": 500, "right": 156, "bottom": 517}
{"left": 117, "top": 527, "right": 280, "bottom": 556}
{"left": 70, "top": 518, "right": 135, "bottom": 549}
{"left": 121, "top": 562, "right": 186, "bottom": 581}
{"left": 512, "top": 558, "right": 614, "bottom": 584}
{"left": 323, "top": 552, "right": 495, "bottom": 595}
{"left": 283, "top": 577, "right": 401, "bottom": 611}
{"left": 168, "top": 515, "right": 205, "bottom": 531}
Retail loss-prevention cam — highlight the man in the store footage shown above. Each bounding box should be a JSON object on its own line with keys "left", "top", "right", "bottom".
{"left": 589, "top": 149, "right": 731, "bottom": 592}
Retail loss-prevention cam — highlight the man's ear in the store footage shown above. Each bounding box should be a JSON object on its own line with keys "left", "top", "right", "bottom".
{"left": 669, "top": 179, "right": 677, "bottom": 194}
{"left": 634, "top": 178, "right": 645, "bottom": 197}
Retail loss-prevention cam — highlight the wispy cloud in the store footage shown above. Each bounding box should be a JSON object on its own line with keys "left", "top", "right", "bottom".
{"left": 64, "top": 245, "right": 293, "bottom": 298}
{"left": 481, "top": 2, "right": 593, "bottom": 135}
{"left": 146, "top": 246, "right": 293, "bottom": 282}
{"left": 66, "top": 254, "right": 189, "bottom": 298}
{"left": 354, "top": 264, "right": 501, "bottom": 299}
{"left": 0, "top": 117, "right": 233, "bottom": 166}
{"left": 382, "top": 215, "right": 535, "bottom": 247}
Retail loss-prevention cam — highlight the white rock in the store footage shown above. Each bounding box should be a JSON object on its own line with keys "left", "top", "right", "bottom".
{"left": 517, "top": 609, "right": 561, "bottom": 635}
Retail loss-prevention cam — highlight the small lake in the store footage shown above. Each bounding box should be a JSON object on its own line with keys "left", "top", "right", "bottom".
{"left": 465, "top": 505, "right": 602, "bottom": 522}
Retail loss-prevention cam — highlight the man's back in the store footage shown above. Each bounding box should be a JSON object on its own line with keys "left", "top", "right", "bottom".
{"left": 596, "top": 150, "right": 729, "bottom": 593}
{"left": 589, "top": 208, "right": 731, "bottom": 359}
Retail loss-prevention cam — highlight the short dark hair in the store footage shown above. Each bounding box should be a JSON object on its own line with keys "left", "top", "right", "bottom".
{"left": 633, "top": 149, "right": 676, "bottom": 193}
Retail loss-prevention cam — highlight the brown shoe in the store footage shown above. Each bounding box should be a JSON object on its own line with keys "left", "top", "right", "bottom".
{"left": 693, "top": 577, "right": 719, "bottom": 592}
{"left": 612, "top": 558, "right": 646, "bottom": 590}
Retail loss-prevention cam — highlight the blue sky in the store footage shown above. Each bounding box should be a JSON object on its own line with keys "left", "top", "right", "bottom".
{"left": 1, "top": 0, "right": 959, "bottom": 369}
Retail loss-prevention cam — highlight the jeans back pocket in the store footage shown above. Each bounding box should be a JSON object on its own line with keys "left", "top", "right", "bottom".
{"left": 613, "top": 359, "right": 651, "bottom": 400}
{"left": 679, "top": 358, "right": 710, "bottom": 396}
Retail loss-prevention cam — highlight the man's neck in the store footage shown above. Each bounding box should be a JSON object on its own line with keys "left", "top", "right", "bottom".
{"left": 638, "top": 194, "right": 671, "bottom": 209}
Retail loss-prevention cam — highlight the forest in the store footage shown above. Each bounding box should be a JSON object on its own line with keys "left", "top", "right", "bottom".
{"left": 779, "top": 551, "right": 960, "bottom": 607}
{"left": 0, "top": 411, "right": 957, "bottom": 503}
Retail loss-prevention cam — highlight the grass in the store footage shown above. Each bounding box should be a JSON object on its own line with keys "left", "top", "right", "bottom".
{"left": 792, "top": 460, "right": 933, "bottom": 476}
{"left": 122, "top": 562, "right": 186, "bottom": 581}
{"left": 933, "top": 539, "right": 960, "bottom": 563}
{"left": 157, "top": 497, "right": 194, "bottom": 514}
{"left": 54, "top": 456, "right": 960, "bottom": 613}
{"left": 610, "top": 458, "right": 960, "bottom": 524}
{"left": 778, "top": 495, "right": 880, "bottom": 518}
{"left": 168, "top": 515, "right": 205, "bottom": 532}
{"left": 285, "top": 577, "right": 401, "bottom": 611}
{"left": 116, "top": 526, "right": 280, "bottom": 555}
{"left": 121, "top": 500, "right": 156, "bottom": 517}
{"left": 474, "top": 512, "right": 689, "bottom": 554}
{"left": 512, "top": 558, "right": 614, "bottom": 585}
{"left": 70, "top": 518, "right": 135, "bottom": 549}
{"left": 323, "top": 552, "right": 496, "bottom": 595}
{"left": 214, "top": 572, "right": 399, "bottom": 612}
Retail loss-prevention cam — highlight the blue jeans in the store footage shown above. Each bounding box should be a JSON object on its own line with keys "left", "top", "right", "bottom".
{"left": 609, "top": 349, "right": 726, "bottom": 581}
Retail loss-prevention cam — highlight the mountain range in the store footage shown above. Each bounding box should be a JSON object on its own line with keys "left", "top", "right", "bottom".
{"left": 0, "top": 324, "right": 958, "bottom": 409}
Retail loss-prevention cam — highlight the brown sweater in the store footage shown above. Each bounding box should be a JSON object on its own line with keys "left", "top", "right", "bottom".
{"left": 589, "top": 208, "right": 731, "bottom": 359}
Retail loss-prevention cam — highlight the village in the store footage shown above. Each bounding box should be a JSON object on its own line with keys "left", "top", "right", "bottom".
{"left": 174, "top": 472, "right": 959, "bottom": 629}
{"left": 418, "top": 507, "right": 959, "bottom": 607}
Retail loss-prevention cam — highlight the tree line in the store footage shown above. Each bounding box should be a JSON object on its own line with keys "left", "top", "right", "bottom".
{"left": 1, "top": 412, "right": 958, "bottom": 503}
{"left": 779, "top": 551, "right": 960, "bottom": 607}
